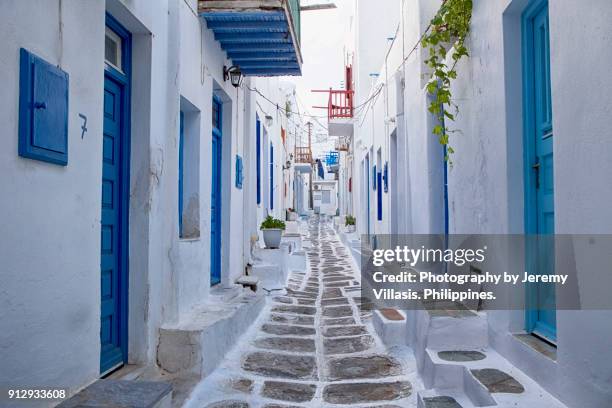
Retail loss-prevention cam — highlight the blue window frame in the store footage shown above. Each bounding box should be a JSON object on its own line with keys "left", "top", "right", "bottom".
{"left": 178, "top": 111, "right": 185, "bottom": 236}
{"left": 269, "top": 143, "right": 274, "bottom": 210}
{"left": 256, "top": 116, "right": 261, "bottom": 204}
{"left": 19, "top": 48, "right": 69, "bottom": 165}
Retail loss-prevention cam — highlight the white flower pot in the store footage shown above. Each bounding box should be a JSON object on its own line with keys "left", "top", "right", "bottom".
{"left": 345, "top": 225, "right": 356, "bottom": 233}
{"left": 262, "top": 228, "right": 283, "bottom": 249}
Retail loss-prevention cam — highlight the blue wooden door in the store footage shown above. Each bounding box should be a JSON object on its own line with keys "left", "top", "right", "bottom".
{"left": 523, "top": 0, "right": 556, "bottom": 341}
{"left": 178, "top": 111, "right": 184, "bottom": 236}
{"left": 210, "top": 96, "right": 222, "bottom": 286}
{"left": 101, "top": 76, "right": 129, "bottom": 373}
{"left": 377, "top": 170, "right": 383, "bottom": 221}
{"left": 256, "top": 115, "right": 261, "bottom": 205}
{"left": 270, "top": 144, "right": 274, "bottom": 210}
{"left": 365, "top": 155, "right": 370, "bottom": 237}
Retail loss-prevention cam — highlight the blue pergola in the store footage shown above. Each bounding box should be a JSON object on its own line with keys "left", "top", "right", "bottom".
{"left": 200, "top": 6, "right": 302, "bottom": 77}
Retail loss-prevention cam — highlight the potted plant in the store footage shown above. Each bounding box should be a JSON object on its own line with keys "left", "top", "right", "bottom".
{"left": 345, "top": 215, "right": 356, "bottom": 233}
{"left": 260, "top": 215, "right": 286, "bottom": 249}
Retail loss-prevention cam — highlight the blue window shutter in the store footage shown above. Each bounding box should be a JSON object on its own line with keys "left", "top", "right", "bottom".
{"left": 256, "top": 117, "right": 261, "bottom": 204}
{"left": 19, "top": 48, "right": 69, "bottom": 165}
{"left": 240, "top": 156, "right": 244, "bottom": 188}
{"left": 235, "top": 154, "right": 243, "bottom": 189}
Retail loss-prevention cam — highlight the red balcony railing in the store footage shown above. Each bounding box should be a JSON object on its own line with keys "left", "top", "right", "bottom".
{"left": 312, "top": 89, "right": 354, "bottom": 120}
{"left": 329, "top": 90, "right": 354, "bottom": 119}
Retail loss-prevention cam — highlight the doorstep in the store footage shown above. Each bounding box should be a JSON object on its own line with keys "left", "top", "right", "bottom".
{"left": 57, "top": 379, "right": 172, "bottom": 408}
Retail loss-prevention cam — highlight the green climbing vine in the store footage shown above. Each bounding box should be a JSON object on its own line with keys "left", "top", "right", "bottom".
{"left": 422, "top": 0, "right": 473, "bottom": 159}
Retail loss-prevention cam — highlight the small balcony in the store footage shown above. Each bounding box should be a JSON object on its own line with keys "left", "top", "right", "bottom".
{"left": 294, "top": 146, "right": 313, "bottom": 164}
{"left": 325, "top": 151, "right": 340, "bottom": 173}
{"left": 199, "top": 0, "right": 302, "bottom": 76}
{"left": 314, "top": 89, "right": 354, "bottom": 137}
{"left": 335, "top": 136, "right": 350, "bottom": 152}
{"left": 313, "top": 64, "right": 355, "bottom": 137}
{"left": 328, "top": 90, "right": 354, "bottom": 119}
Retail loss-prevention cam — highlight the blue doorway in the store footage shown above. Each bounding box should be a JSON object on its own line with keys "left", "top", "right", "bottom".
{"left": 365, "top": 154, "right": 370, "bottom": 238}
{"left": 101, "top": 15, "right": 131, "bottom": 375}
{"left": 523, "top": 0, "right": 556, "bottom": 342}
{"left": 210, "top": 95, "right": 223, "bottom": 286}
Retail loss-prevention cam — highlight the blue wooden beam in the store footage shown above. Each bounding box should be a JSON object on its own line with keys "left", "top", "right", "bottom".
{"left": 229, "top": 51, "right": 297, "bottom": 61}
{"left": 224, "top": 43, "right": 295, "bottom": 52}
{"left": 206, "top": 21, "right": 288, "bottom": 31}
{"left": 243, "top": 67, "right": 301, "bottom": 76}
{"left": 216, "top": 32, "right": 291, "bottom": 42}
{"left": 201, "top": 11, "right": 285, "bottom": 21}
{"left": 237, "top": 60, "right": 299, "bottom": 69}
{"left": 228, "top": 52, "right": 297, "bottom": 64}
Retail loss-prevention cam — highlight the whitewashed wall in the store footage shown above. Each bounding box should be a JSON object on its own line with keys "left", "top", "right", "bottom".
{"left": 0, "top": 0, "right": 106, "bottom": 394}
{"left": 0, "top": 0, "right": 295, "bottom": 399}
{"left": 348, "top": 0, "right": 612, "bottom": 406}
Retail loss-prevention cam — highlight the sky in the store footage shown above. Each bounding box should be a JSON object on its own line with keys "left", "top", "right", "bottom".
{"left": 284, "top": 0, "right": 354, "bottom": 158}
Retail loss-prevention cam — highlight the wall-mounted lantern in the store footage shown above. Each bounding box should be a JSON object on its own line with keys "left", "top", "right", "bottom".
{"left": 223, "top": 65, "right": 243, "bottom": 88}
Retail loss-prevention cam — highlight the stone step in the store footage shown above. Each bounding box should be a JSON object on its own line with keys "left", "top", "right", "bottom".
{"left": 157, "top": 292, "right": 265, "bottom": 378}
{"left": 417, "top": 389, "right": 476, "bottom": 408}
{"left": 235, "top": 275, "right": 259, "bottom": 291}
{"left": 421, "top": 348, "right": 568, "bottom": 408}
{"left": 57, "top": 379, "right": 172, "bottom": 408}
{"left": 372, "top": 308, "right": 409, "bottom": 346}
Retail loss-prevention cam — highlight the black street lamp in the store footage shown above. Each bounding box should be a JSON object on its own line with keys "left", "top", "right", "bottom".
{"left": 223, "top": 65, "right": 243, "bottom": 88}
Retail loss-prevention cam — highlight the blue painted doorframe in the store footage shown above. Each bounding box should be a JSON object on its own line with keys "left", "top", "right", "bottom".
{"left": 522, "top": 0, "right": 556, "bottom": 342}
{"left": 211, "top": 95, "right": 223, "bottom": 286}
{"left": 365, "top": 155, "right": 370, "bottom": 238}
{"left": 256, "top": 115, "right": 261, "bottom": 205}
{"left": 377, "top": 171, "right": 383, "bottom": 221}
{"left": 178, "top": 111, "right": 184, "bottom": 236}
{"left": 269, "top": 143, "right": 274, "bottom": 211}
{"left": 101, "top": 14, "right": 131, "bottom": 375}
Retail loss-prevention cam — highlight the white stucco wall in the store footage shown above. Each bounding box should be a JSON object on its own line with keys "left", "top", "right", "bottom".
{"left": 0, "top": 0, "right": 106, "bottom": 393}
{"left": 0, "top": 0, "right": 298, "bottom": 399}
{"left": 346, "top": 0, "right": 612, "bottom": 406}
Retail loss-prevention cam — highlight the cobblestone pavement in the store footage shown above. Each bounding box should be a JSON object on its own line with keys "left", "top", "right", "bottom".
{"left": 186, "top": 217, "right": 421, "bottom": 408}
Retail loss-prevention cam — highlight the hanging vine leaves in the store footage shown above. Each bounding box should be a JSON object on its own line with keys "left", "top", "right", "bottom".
{"left": 422, "top": 0, "right": 472, "bottom": 159}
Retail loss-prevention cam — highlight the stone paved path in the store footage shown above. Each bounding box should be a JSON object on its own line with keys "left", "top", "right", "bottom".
{"left": 186, "top": 216, "right": 420, "bottom": 408}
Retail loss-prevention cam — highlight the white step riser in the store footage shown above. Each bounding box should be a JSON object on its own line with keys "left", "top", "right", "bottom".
{"left": 462, "top": 369, "right": 497, "bottom": 407}
{"left": 372, "top": 310, "right": 409, "bottom": 346}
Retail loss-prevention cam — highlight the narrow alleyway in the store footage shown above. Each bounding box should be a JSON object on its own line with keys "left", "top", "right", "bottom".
{"left": 186, "top": 216, "right": 421, "bottom": 407}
